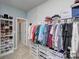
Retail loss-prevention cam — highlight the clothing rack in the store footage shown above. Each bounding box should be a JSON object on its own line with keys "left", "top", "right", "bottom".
{"left": 61, "top": 18, "right": 73, "bottom": 23}
{"left": 62, "top": 18, "right": 79, "bottom": 59}
{"left": 61, "top": 17, "right": 79, "bottom": 23}
{"left": 30, "top": 18, "right": 79, "bottom": 59}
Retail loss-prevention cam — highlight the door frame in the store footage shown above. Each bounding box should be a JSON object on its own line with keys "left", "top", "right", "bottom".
{"left": 15, "top": 17, "right": 26, "bottom": 49}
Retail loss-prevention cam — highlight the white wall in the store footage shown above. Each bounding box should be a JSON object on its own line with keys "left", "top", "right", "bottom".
{"left": 27, "top": 0, "right": 75, "bottom": 24}
{"left": 0, "top": 4, "right": 27, "bottom": 19}
{"left": 26, "top": 8, "right": 38, "bottom": 23}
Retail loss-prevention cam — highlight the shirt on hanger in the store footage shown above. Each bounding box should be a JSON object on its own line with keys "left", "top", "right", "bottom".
{"left": 54, "top": 23, "right": 63, "bottom": 51}
{"left": 34, "top": 25, "right": 40, "bottom": 43}
{"left": 38, "top": 24, "right": 49, "bottom": 46}
{"left": 31, "top": 25, "right": 37, "bottom": 42}
{"left": 62, "top": 23, "right": 73, "bottom": 52}
{"left": 76, "top": 23, "right": 79, "bottom": 57}
{"left": 50, "top": 24, "right": 57, "bottom": 48}
{"left": 47, "top": 25, "right": 52, "bottom": 48}
{"left": 28, "top": 25, "right": 32, "bottom": 40}
{"left": 71, "top": 22, "right": 79, "bottom": 57}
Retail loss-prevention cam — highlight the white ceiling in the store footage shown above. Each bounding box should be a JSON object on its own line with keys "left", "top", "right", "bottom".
{"left": 0, "top": 0, "right": 47, "bottom": 12}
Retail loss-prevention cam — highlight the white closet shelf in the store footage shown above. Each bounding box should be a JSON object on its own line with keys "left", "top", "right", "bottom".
{"left": 0, "top": 18, "right": 13, "bottom": 21}
{"left": 31, "top": 44, "right": 64, "bottom": 59}
{"left": 0, "top": 50, "right": 14, "bottom": 57}
{"left": 5, "top": 35, "right": 13, "bottom": 36}
{"left": 0, "top": 18, "right": 14, "bottom": 57}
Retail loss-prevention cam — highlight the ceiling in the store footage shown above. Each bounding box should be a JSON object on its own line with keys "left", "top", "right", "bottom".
{"left": 0, "top": 0, "right": 47, "bottom": 12}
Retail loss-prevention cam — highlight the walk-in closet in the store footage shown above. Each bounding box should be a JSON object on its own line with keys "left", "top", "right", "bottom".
{"left": 0, "top": 0, "right": 79, "bottom": 59}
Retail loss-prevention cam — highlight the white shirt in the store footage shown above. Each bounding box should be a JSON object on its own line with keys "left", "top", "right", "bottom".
{"left": 71, "top": 22, "right": 79, "bottom": 57}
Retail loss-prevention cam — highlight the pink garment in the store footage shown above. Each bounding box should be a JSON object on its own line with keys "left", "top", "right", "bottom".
{"left": 31, "top": 25, "right": 37, "bottom": 42}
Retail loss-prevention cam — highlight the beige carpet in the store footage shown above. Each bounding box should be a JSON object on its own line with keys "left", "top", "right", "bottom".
{"left": 0, "top": 43, "right": 37, "bottom": 59}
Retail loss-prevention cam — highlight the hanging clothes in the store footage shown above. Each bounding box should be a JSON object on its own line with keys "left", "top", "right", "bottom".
{"left": 54, "top": 23, "right": 63, "bottom": 51}
{"left": 50, "top": 24, "right": 57, "bottom": 49}
{"left": 76, "top": 41, "right": 79, "bottom": 58}
{"left": 38, "top": 24, "right": 49, "bottom": 46}
{"left": 34, "top": 25, "right": 40, "bottom": 43}
{"left": 62, "top": 23, "right": 73, "bottom": 58}
{"left": 50, "top": 25, "right": 54, "bottom": 48}
{"left": 71, "top": 22, "right": 79, "bottom": 57}
{"left": 31, "top": 25, "right": 37, "bottom": 42}
{"left": 28, "top": 25, "right": 32, "bottom": 40}
{"left": 76, "top": 23, "right": 79, "bottom": 58}
{"left": 47, "top": 25, "right": 52, "bottom": 48}
{"left": 38, "top": 24, "right": 46, "bottom": 42}
{"left": 62, "top": 23, "right": 73, "bottom": 51}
